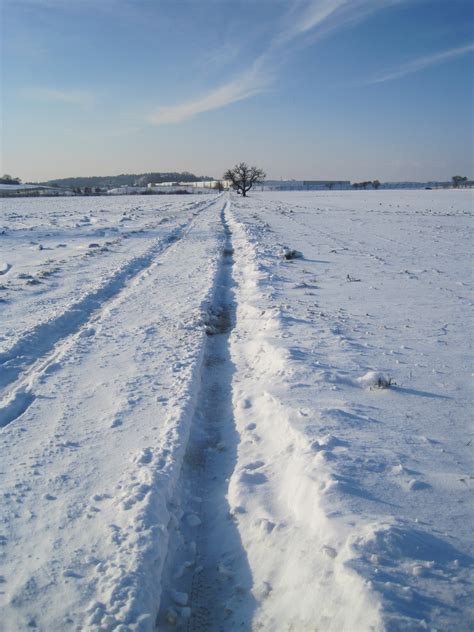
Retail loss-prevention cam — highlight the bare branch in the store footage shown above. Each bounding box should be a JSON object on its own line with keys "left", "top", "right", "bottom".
{"left": 223, "top": 162, "right": 266, "bottom": 197}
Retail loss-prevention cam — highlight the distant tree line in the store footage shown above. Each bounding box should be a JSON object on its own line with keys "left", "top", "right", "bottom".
{"left": 350, "top": 177, "right": 472, "bottom": 190}
{"left": 352, "top": 180, "right": 380, "bottom": 190}
{"left": 452, "top": 175, "right": 469, "bottom": 188}
{"left": 32, "top": 171, "right": 213, "bottom": 189}
{"left": 0, "top": 174, "right": 22, "bottom": 185}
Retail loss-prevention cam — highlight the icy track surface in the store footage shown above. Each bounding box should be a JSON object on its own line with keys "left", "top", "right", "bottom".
{"left": 0, "top": 191, "right": 472, "bottom": 631}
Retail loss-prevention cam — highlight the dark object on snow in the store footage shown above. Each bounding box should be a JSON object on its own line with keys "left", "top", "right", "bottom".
{"left": 283, "top": 249, "right": 303, "bottom": 260}
{"left": 224, "top": 162, "right": 266, "bottom": 197}
{"left": 372, "top": 376, "right": 394, "bottom": 389}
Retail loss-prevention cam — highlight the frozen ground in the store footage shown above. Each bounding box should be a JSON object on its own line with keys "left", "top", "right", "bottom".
{"left": 0, "top": 190, "right": 472, "bottom": 631}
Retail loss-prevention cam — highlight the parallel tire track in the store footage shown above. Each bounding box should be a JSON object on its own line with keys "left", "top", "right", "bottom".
{"left": 0, "top": 196, "right": 222, "bottom": 429}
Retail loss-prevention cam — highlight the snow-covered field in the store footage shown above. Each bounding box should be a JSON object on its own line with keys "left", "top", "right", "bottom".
{"left": 0, "top": 190, "right": 472, "bottom": 631}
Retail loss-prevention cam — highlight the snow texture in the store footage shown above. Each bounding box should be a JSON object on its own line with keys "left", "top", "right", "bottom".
{"left": 0, "top": 190, "right": 472, "bottom": 631}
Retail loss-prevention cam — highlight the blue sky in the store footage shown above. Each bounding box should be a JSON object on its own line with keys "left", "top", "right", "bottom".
{"left": 2, "top": 0, "right": 473, "bottom": 181}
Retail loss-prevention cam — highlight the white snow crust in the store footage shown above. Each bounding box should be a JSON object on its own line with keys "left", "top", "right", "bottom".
{"left": 0, "top": 190, "right": 472, "bottom": 631}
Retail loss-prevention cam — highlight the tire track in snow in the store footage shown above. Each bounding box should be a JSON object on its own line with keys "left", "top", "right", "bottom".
{"left": 157, "top": 202, "right": 256, "bottom": 631}
{"left": 0, "top": 196, "right": 222, "bottom": 429}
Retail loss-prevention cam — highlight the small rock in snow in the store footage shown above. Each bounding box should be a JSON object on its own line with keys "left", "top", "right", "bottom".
{"left": 283, "top": 248, "right": 303, "bottom": 260}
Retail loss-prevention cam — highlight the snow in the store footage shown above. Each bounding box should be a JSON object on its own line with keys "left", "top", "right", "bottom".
{"left": 0, "top": 190, "right": 472, "bottom": 631}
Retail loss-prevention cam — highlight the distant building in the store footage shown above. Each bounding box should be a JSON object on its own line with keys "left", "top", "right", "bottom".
{"left": 0, "top": 184, "right": 72, "bottom": 197}
{"left": 148, "top": 180, "right": 232, "bottom": 191}
{"left": 107, "top": 186, "right": 148, "bottom": 195}
{"left": 261, "top": 180, "right": 351, "bottom": 191}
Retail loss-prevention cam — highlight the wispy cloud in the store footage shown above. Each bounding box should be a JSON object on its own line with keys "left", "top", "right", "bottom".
{"left": 275, "top": 0, "right": 404, "bottom": 46}
{"left": 149, "top": 59, "right": 270, "bottom": 126}
{"left": 368, "top": 42, "right": 474, "bottom": 84}
{"left": 24, "top": 87, "right": 95, "bottom": 108}
{"left": 148, "top": 0, "right": 405, "bottom": 126}
{"left": 277, "top": 0, "right": 351, "bottom": 43}
{"left": 196, "top": 42, "right": 242, "bottom": 75}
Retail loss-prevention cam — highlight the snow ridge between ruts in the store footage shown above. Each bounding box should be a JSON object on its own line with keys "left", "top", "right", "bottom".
{"left": 226, "top": 207, "right": 384, "bottom": 631}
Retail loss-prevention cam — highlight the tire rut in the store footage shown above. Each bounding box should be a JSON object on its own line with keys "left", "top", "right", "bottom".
{"left": 0, "top": 197, "right": 222, "bottom": 429}
{"left": 157, "top": 202, "right": 256, "bottom": 631}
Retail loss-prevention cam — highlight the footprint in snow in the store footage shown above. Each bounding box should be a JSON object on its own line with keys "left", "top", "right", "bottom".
{"left": 258, "top": 518, "right": 276, "bottom": 533}
{"left": 229, "top": 505, "right": 246, "bottom": 520}
{"left": 408, "top": 479, "right": 431, "bottom": 491}
{"left": 186, "top": 513, "right": 201, "bottom": 527}
{"left": 322, "top": 545, "right": 338, "bottom": 558}
{"left": 0, "top": 262, "right": 12, "bottom": 275}
{"left": 62, "top": 569, "right": 83, "bottom": 579}
{"left": 243, "top": 460, "right": 265, "bottom": 471}
{"left": 134, "top": 447, "right": 153, "bottom": 465}
{"left": 239, "top": 471, "right": 267, "bottom": 485}
{"left": 255, "top": 581, "right": 272, "bottom": 600}
{"left": 91, "top": 493, "right": 111, "bottom": 502}
{"left": 171, "top": 590, "right": 188, "bottom": 607}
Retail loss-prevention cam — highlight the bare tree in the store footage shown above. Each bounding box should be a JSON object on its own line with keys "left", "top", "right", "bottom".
{"left": 452, "top": 175, "right": 468, "bottom": 188}
{"left": 223, "top": 162, "right": 266, "bottom": 197}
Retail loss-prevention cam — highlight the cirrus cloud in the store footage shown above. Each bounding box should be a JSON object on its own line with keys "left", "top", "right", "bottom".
{"left": 148, "top": 0, "right": 408, "bottom": 127}
{"left": 367, "top": 41, "right": 474, "bottom": 84}
{"left": 148, "top": 59, "right": 270, "bottom": 126}
{"left": 23, "top": 87, "right": 95, "bottom": 108}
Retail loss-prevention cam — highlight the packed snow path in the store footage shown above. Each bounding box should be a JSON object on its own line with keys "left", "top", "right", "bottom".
{"left": 1, "top": 190, "right": 472, "bottom": 631}
{"left": 157, "top": 207, "right": 256, "bottom": 631}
